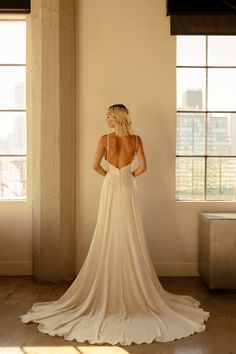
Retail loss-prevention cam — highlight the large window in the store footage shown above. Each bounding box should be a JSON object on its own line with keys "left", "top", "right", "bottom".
{"left": 176, "top": 36, "right": 236, "bottom": 201}
{"left": 0, "top": 20, "right": 27, "bottom": 200}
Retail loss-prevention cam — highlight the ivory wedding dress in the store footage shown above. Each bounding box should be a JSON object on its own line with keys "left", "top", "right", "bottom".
{"left": 20, "top": 134, "right": 210, "bottom": 345}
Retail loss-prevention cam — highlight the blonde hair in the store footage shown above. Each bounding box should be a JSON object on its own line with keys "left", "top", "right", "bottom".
{"left": 108, "top": 104, "right": 133, "bottom": 137}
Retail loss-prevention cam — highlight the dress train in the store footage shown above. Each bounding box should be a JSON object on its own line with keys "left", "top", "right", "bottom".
{"left": 20, "top": 161, "right": 210, "bottom": 345}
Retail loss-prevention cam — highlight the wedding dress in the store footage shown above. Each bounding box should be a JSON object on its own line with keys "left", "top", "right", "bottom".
{"left": 20, "top": 134, "right": 210, "bottom": 345}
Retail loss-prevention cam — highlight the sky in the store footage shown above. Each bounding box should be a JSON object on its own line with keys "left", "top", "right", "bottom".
{"left": 177, "top": 35, "right": 236, "bottom": 111}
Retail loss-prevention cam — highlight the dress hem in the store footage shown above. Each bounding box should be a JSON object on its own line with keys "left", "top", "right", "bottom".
{"left": 21, "top": 311, "right": 210, "bottom": 346}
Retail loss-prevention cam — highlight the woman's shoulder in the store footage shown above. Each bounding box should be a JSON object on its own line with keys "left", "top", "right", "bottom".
{"left": 97, "top": 134, "right": 107, "bottom": 147}
{"left": 100, "top": 132, "right": 115, "bottom": 141}
{"left": 98, "top": 133, "right": 113, "bottom": 147}
{"left": 132, "top": 134, "right": 142, "bottom": 142}
{"left": 100, "top": 132, "right": 114, "bottom": 138}
{"left": 130, "top": 133, "right": 141, "bottom": 138}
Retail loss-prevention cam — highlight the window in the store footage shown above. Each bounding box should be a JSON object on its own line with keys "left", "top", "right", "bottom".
{"left": 176, "top": 36, "right": 236, "bottom": 201}
{"left": 0, "top": 20, "right": 27, "bottom": 200}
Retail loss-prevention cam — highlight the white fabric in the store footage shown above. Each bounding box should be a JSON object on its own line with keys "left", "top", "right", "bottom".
{"left": 20, "top": 161, "right": 210, "bottom": 345}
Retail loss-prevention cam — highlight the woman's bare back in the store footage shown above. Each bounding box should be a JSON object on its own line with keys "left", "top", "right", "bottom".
{"left": 105, "top": 133, "right": 138, "bottom": 169}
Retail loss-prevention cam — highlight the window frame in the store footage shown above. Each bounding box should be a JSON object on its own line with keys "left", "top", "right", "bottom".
{"left": 0, "top": 16, "right": 28, "bottom": 201}
{"left": 176, "top": 35, "right": 236, "bottom": 202}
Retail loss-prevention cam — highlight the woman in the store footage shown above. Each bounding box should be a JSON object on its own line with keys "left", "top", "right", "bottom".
{"left": 20, "top": 104, "right": 210, "bottom": 345}
{"left": 93, "top": 104, "right": 146, "bottom": 177}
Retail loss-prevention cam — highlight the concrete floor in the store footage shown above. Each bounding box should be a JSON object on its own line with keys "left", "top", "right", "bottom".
{"left": 0, "top": 276, "right": 236, "bottom": 354}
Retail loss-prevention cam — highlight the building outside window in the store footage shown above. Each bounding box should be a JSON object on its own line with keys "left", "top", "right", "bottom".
{"left": 176, "top": 36, "right": 236, "bottom": 201}
{"left": 0, "top": 20, "right": 27, "bottom": 200}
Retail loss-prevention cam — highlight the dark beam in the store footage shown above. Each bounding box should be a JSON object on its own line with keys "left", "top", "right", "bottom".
{"left": 0, "top": 0, "right": 30, "bottom": 13}
{"left": 167, "top": 0, "right": 236, "bottom": 16}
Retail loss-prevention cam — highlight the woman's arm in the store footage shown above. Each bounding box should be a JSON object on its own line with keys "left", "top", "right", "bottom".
{"left": 93, "top": 135, "right": 107, "bottom": 176}
{"left": 132, "top": 136, "right": 147, "bottom": 177}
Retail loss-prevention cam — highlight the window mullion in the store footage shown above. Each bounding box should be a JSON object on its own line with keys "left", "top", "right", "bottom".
{"left": 205, "top": 35, "right": 208, "bottom": 200}
{"left": 176, "top": 35, "right": 236, "bottom": 202}
{"left": 0, "top": 20, "right": 27, "bottom": 200}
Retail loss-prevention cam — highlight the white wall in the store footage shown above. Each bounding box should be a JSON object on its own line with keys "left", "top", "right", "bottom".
{"left": 75, "top": 0, "right": 236, "bottom": 276}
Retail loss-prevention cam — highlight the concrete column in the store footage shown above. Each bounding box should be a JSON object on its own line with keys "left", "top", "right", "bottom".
{"left": 30, "top": 0, "right": 75, "bottom": 281}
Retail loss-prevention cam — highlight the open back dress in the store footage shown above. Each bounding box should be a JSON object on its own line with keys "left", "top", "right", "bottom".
{"left": 20, "top": 133, "right": 210, "bottom": 345}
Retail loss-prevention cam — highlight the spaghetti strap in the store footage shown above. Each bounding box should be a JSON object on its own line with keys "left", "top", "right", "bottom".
{"left": 135, "top": 135, "right": 138, "bottom": 152}
{"left": 106, "top": 134, "right": 109, "bottom": 159}
{"left": 132, "top": 135, "right": 138, "bottom": 162}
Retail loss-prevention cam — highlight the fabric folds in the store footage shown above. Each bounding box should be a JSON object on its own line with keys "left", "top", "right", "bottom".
{"left": 20, "top": 162, "right": 210, "bottom": 345}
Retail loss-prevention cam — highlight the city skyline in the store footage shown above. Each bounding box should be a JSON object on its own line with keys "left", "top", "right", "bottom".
{"left": 176, "top": 87, "right": 236, "bottom": 201}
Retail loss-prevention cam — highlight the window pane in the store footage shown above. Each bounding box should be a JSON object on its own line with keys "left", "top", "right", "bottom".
{"left": 176, "top": 157, "right": 205, "bottom": 200}
{"left": 0, "top": 112, "right": 26, "bottom": 154}
{"left": 0, "top": 66, "right": 26, "bottom": 109}
{"left": 177, "top": 113, "right": 205, "bottom": 155}
{"left": 207, "top": 158, "right": 236, "bottom": 201}
{"left": 177, "top": 68, "right": 206, "bottom": 111}
{"left": 0, "top": 21, "right": 26, "bottom": 64}
{"left": 0, "top": 157, "right": 26, "bottom": 199}
{"left": 208, "top": 69, "right": 236, "bottom": 111}
{"left": 208, "top": 36, "right": 236, "bottom": 67}
{"left": 177, "top": 36, "right": 206, "bottom": 66}
{"left": 207, "top": 113, "right": 236, "bottom": 156}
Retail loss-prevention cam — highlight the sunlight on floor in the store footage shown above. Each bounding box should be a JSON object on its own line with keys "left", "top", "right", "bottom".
{"left": 0, "top": 346, "right": 131, "bottom": 354}
{"left": 77, "top": 347, "right": 130, "bottom": 354}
